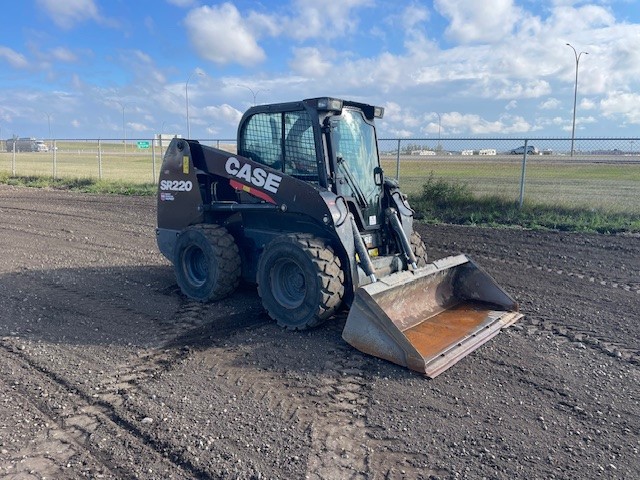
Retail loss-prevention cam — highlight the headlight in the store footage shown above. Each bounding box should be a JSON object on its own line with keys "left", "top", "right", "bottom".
{"left": 317, "top": 97, "right": 343, "bottom": 112}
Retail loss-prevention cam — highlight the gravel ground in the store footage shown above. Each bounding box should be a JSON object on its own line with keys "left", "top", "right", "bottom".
{"left": 0, "top": 184, "right": 638, "bottom": 479}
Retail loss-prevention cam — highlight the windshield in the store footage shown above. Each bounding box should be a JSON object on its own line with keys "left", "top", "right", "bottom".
{"left": 332, "top": 108, "right": 380, "bottom": 204}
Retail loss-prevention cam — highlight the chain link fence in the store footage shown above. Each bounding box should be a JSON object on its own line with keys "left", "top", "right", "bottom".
{"left": 1, "top": 137, "right": 638, "bottom": 214}
{"left": 0, "top": 138, "right": 237, "bottom": 183}
{"left": 379, "top": 138, "right": 639, "bottom": 214}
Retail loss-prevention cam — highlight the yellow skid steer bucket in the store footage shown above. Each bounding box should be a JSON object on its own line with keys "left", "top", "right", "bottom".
{"left": 342, "top": 255, "right": 523, "bottom": 378}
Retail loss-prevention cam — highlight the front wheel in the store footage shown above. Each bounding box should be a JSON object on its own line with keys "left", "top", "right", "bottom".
{"left": 257, "top": 234, "right": 345, "bottom": 330}
{"left": 173, "top": 225, "right": 241, "bottom": 302}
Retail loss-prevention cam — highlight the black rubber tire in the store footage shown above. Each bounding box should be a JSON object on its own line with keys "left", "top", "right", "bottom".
{"left": 173, "top": 225, "right": 241, "bottom": 302}
{"left": 410, "top": 230, "right": 428, "bottom": 267}
{"left": 257, "top": 234, "right": 345, "bottom": 330}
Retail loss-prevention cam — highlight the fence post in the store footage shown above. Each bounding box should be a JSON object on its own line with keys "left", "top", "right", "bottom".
{"left": 152, "top": 137, "right": 156, "bottom": 181}
{"left": 98, "top": 139, "right": 103, "bottom": 180}
{"left": 518, "top": 139, "right": 529, "bottom": 208}
{"left": 12, "top": 141, "right": 16, "bottom": 176}
{"left": 396, "top": 139, "right": 401, "bottom": 180}
{"left": 53, "top": 140, "right": 57, "bottom": 180}
{"left": 51, "top": 139, "right": 55, "bottom": 178}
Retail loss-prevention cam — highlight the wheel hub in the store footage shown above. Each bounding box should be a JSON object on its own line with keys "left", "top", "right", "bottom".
{"left": 271, "top": 259, "right": 306, "bottom": 309}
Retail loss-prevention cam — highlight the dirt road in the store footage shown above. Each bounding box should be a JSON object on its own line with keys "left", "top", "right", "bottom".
{"left": 0, "top": 185, "right": 638, "bottom": 479}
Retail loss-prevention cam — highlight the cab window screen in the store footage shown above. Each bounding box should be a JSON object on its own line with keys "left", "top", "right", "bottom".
{"left": 239, "top": 113, "right": 283, "bottom": 170}
{"left": 284, "top": 112, "right": 317, "bottom": 179}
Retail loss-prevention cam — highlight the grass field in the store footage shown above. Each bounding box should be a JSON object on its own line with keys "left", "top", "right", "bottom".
{"left": 381, "top": 155, "right": 640, "bottom": 214}
{"left": 1, "top": 146, "right": 638, "bottom": 215}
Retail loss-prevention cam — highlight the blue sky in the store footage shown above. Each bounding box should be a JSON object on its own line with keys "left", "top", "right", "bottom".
{"left": 1, "top": 0, "right": 639, "bottom": 140}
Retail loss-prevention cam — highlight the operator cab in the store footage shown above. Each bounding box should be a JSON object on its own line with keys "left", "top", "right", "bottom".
{"left": 237, "top": 97, "right": 386, "bottom": 234}
{"left": 238, "top": 102, "right": 322, "bottom": 185}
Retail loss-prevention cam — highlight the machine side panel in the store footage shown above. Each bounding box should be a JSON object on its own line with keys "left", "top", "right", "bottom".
{"left": 198, "top": 143, "right": 332, "bottom": 224}
{"left": 157, "top": 139, "right": 203, "bottom": 230}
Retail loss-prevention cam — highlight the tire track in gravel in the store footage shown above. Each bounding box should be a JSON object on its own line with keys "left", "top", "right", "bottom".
{"left": 1, "top": 269, "right": 273, "bottom": 477}
{"left": 426, "top": 243, "right": 640, "bottom": 366}
{"left": 421, "top": 228, "right": 640, "bottom": 367}
{"left": 0, "top": 222, "right": 159, "bottom": 264}
{"left": 188, "top": 314, "right": 434, "bottom": 480}
{"left": 471, "top": 254, "right": 640, "bottom": 364}
{"left": 0, "top": 338, "right": 193, "bottom": 479}
{"left": 427, "top": 241, "right": 640, "bottom": 295}
{"left": 0, "top": 288, "right": 279, "bottom": 480}
{"left": 200, "top": 322, "right": 374, "bottom": 480}
{"left": 2, "top": 270, "right": 168, "bottom": 347}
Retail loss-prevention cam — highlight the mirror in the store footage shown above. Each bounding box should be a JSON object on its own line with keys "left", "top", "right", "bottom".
{"left": 373, "top": 166, "right": 384, "bottom": 186}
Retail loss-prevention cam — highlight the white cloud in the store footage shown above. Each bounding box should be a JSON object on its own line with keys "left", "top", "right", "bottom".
{"left": 401, "top": 3, "right": 429, "bottom": 30}
{"left": 441, "top": 111, "right": 531, "bottom": 135}
{"left": 492, "top": 79, "right": 552, "bottom": 100}
{"left": 128, "top": 122, "right": 149, "bottom": 132}
{"left": 50, "top": 47, "right": 77, "bottom": 63}
{"left": 166, "top": 0, "right": 197, "bottom": 7}
{"left": 36, "top": 0, "right": 101, "bottom": 29}
{"left": 434, "top": 0, "right": 522, "bottom": 43}
{"left": 184, "top": 3, "right": 265, "bottom": 66}
{"left": 0, "top": 46, "right": 29, "bottom": 68}
{"left": 600, "top": 92, "right": 640, "bottom": 124}
{"left": 579, "top": 98, "right": 596, "bottom": 110}
{"left": 284, "top": 0, "right": 373, "bottom": 40}
{"left": 202, "top": 104, "right": 243, "bottom": 125}
{"left": 289, "top": 48, "right": 334, "bottom": 77}
{"left": 539, "top": 98, "right": 560, "bottom": 110}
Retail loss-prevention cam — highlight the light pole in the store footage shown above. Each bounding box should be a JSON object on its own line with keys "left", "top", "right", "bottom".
{"left": 44, "top": 112, "right": 52, "bottom": 147}
{"left": 186, "top": 70, "right": 204, "bottom": 138}
{"left": 116, "top": 101, "right": 129, "bottom": 155}
{"left": 236, "top": 84, "right": 269, "bottom": 106}
{"left": 159, "top": 120, "right": 166, "bottom": 159}
{"left": 566, "top": 43, "right": 588, "bottom": 157}
{"left": 436, "top": 112, "right": 442, "bottom": 150}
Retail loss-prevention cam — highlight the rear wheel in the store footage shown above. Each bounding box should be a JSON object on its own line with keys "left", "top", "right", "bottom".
{"left": 257, "top": 234, "right": 345, "bottom": 330}
{"left": 174, "top": 225, "right": 241, "bottom": 302}
{"left": 410, "top": 231, "right": 428, "bottom": 267}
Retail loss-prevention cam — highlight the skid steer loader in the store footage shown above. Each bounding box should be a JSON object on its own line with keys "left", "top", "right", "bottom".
{"left": 156, "top": 97, "right": 522, "bottom": 377}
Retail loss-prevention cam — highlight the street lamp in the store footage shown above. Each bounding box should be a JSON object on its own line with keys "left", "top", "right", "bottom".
{"left": 115, "top": 101, "right": 130, "bottom": 155}
{"left": 236, "top": 84, "right": 269, "bottom": 106}
{"left": 566, "top": 43, "right": 588, "bottom": 157}
{"left": 159, "top": 120, "right": 166, "bottom": 159}
{"left": 186, "top": 70, "right": 204, "bottom": 138}
{"left": 44, "top": 112, "right": 52, "bottom": 148}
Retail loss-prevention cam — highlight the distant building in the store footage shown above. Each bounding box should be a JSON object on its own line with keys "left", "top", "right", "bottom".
{"left": 411, "top": 149, "right": 436, "bottom": 156}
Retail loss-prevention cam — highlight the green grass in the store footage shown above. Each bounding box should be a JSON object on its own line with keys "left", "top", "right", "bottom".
{"left": 381, "top": 157, "right": 640, "bottom": 214}
{"left": 0, "top": 173, "right": 156, "bottom": 196}
{"left": 0, "top": 149, "right": 159, "bottom": 183}
{"left": 410, "top": 175, "right": 640, "bottom": 234}
{"left": 1, "top": 173, "right": 637, "bottom": 233}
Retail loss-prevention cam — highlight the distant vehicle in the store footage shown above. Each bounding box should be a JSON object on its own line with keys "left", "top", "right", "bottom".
{"left": 510, "top": 145, "right": 538, "bottom": 155}
{"left": 5, "top": 137, "right": 49, "bottom": 152}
